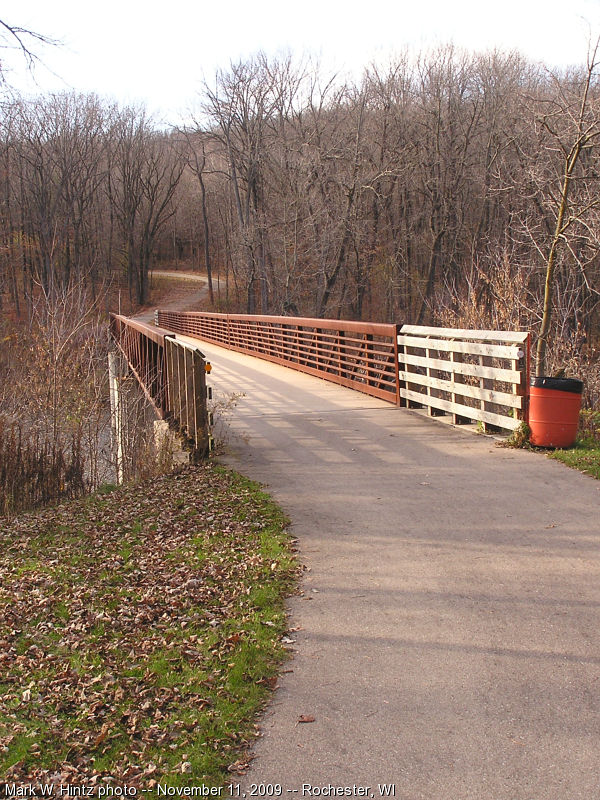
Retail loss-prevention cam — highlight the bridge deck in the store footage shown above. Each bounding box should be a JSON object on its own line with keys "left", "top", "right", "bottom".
{"left": 176, "top": 336, "right": 600, "bottom": 799}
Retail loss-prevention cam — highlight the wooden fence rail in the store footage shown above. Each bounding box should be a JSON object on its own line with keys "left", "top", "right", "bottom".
{"left": 157, "top": 310, "right": 400, "bottom": 404}
{"left": 398, "top": 325, "right": 530, "bottom": 432}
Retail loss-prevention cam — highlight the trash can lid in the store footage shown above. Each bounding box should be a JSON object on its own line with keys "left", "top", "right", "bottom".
{"left": 530, "top": 376, "right": 584, "bottom": 394}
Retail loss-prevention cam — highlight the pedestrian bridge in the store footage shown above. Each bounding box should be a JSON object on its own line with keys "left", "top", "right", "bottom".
{"left": 108, "top": 310, "right": 600, "bottom": 799}
{"left": 111, "top": 310, "right": 530, "bottom": 453}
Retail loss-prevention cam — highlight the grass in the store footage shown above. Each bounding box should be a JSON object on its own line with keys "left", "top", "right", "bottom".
{"left": 0, "top": 463, "right": 297, "bottom": 789}
{"left": 548, "top": 434, "right": 600, "bottom": 479}
{"left": 544, "top": 409, "right": 600, "bottom": 479}
{"left": 504, "top": 410, "right": 600, "bottom": 480}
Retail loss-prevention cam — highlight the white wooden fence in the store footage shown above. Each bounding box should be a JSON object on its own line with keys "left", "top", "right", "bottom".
{"left": 398, "top": 325, "right": 530, "bottom": 432}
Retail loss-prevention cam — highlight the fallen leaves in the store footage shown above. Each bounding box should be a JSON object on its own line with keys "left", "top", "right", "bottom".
{"left": 0, "top": 463, "right": 297, "bottom": 788}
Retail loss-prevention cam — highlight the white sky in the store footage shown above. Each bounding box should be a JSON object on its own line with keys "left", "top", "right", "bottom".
{"left": 3, "top": 0, "right": 600, "bottom": 125}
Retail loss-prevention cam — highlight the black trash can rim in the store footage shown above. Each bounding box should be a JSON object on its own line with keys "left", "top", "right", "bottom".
{"left": 530, "top": 376, "right": 583, "bottom": 394}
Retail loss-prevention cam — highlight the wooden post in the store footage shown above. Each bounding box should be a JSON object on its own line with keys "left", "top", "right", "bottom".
{"left": 185, "top": 348, "right": 194, "bottom": 439}
{"left": 451, "top": 347, "right": 470, "bottom": 425}
{"left": 426, "top": 337, "right": 444, "bottom": 417}
{"left": 192, "top": 351, "right": 210, "bottom": 457}
{"left": 166, "top": 338, "right": 176, "bottom": 421}
{"left": 514, "top": 338, "right": 528, "bottom": 424}
{"left": 450, "top": 349, "right": 459, "bottom": 424}
{"left": 479, "top": 354, "right": 496, "bottom": 433}
{"left": 426, "top": 339, "right": 433, "bottom": 415}
{"left": 177, "top": 345, "right": 186, "bottom": 432}
{"left": 393, "top": 324, "right": 401, "bottom": 405}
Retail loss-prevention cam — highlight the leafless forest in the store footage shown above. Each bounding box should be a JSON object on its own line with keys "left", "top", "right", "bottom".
{"left": 2, "top": 47, "right": 600, "bottom": 508}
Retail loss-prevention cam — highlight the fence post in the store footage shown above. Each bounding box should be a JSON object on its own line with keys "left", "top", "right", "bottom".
{"left": 192, "top": 351, "right": 210, "bottom": 457}
{"left": 451, "top": 349, "right": 470, "bottom": 425}
{"left": 365, "top": 333, "right": 374, "bottom": 387}
{"left": 515, "top": 334, "right": 530, "bottom": 424}
{"left": 479, "top": 354, "right": 495, "bottom": 433}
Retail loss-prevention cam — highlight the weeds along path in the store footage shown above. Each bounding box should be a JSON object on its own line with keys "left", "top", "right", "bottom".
{"left": 190, "top": 338, "right": 600, "bottom": 800}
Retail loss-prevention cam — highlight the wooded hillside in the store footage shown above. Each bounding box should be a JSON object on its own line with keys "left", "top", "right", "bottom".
{"left": 2, "top": 50, "right": 599, "bottom": 343}
{"left": 1, "top": 47, "right": 600, "bottom": 509}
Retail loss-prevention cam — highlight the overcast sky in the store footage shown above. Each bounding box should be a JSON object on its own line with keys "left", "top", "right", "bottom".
{"left": 3, "top": 0, "right": 600, "bottom": 125}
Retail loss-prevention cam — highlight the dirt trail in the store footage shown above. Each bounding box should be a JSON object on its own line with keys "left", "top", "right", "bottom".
{"left": 134, "top": 270, "right": 212, "bottom": 323}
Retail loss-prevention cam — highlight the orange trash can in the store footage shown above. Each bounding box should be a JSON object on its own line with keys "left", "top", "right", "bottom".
{"left": 529, "top": 376, "right": 583, "bottom": 448}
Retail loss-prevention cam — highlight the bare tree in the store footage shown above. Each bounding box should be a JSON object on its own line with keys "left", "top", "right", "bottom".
{"left": 532, "top": 44, "right": 600, "bottom": 374}
{"left": 177, "top": 129, "right": 215, "bottom": 303}
{"left": 109, "top": 108, "right": 184, "bottom": 305}
{"left": 0, "top": 18, "right": 58, "bottom": 87}
{"left": 202, "top": 54, "right": 287, "bottom": 313}
{"left": 10, "top": 94, "right": 110, "bottom": 305}
{"left": 1, "top": 47, "right": 599, "bottom": 393}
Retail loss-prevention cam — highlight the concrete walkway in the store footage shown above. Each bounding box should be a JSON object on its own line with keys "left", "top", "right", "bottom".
{"left": 186, "top": 338, "right": 600, "bottom": 800}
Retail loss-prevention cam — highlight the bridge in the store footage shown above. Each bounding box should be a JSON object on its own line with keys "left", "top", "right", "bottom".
{"left": 110, "top": 311, "right": 600, "bottom": 799}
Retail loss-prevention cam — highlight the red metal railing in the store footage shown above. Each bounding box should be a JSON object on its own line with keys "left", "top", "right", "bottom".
{"left": 110, "top": 313, "right": 170, "bottom": 417}
{"left": 157, "top": 311, "right": 400, "bottom": 404}
{"left": 110, "top": 313, "right": 211, "bottom": 454}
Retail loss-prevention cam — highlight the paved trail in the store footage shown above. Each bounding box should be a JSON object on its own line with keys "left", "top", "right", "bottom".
{"left": 171, "top": 337, "right": 600, "bottom": 800}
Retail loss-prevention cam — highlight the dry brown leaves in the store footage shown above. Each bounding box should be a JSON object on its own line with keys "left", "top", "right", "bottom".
{"left": 0, "top": 464, "right": 295, "bottom": 788}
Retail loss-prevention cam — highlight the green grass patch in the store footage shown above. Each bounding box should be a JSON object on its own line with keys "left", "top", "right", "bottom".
{"left": 502, "top": 410, "right": 600, "bottom": 481}
{"left": 549, "top": 435, "right": 600, "bottom": 479}
{"left": 0, "top": 463, "right": 296, "bottom": 789}
{"left": 545, "top": 409, "right": 600, "bottom": 479}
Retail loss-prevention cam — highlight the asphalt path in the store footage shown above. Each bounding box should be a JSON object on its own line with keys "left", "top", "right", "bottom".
{"left": 178, "top": 336, "right": 600, "bottom": 800}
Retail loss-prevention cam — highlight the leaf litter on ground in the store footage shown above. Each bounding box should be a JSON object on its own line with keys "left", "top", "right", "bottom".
{"left": 0, "top": 463, "right": 297, "bottom": 789}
